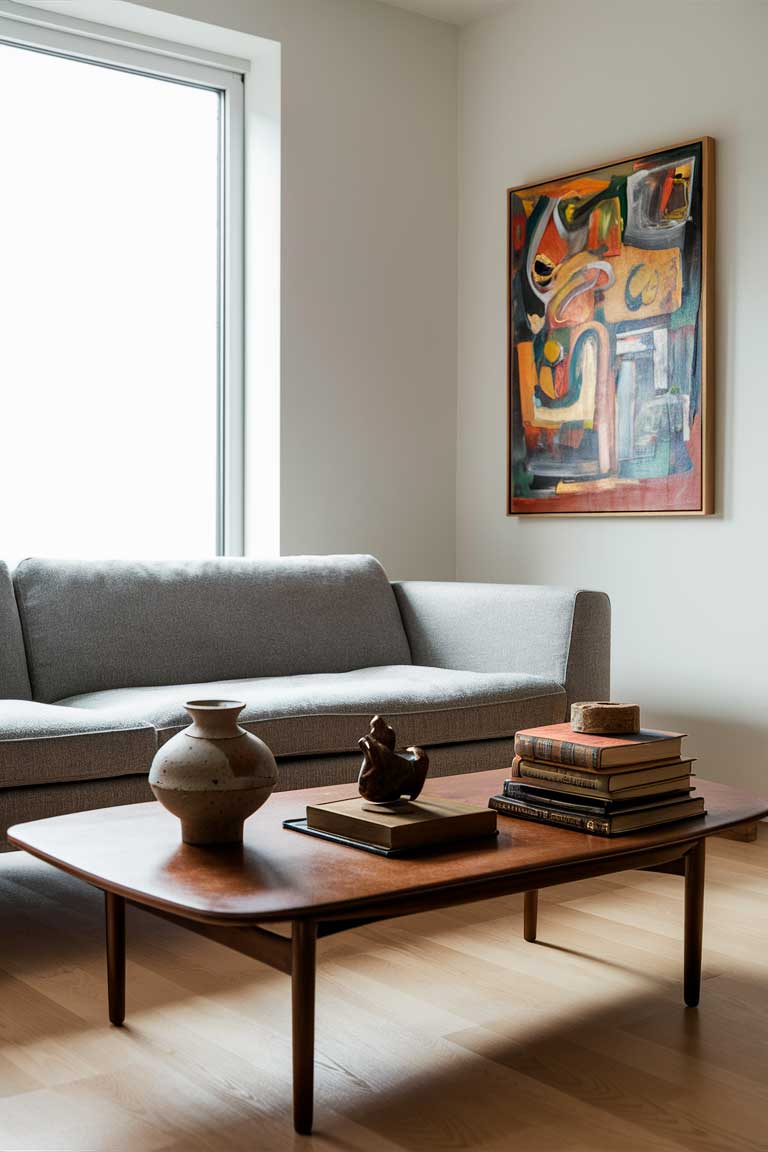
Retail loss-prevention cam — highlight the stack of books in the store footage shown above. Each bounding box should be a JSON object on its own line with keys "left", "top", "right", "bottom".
{"left": 489, "top": 722, "right": 705, "bottom": 835}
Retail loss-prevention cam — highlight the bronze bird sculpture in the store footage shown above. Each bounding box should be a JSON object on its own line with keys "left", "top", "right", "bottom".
{"left": 358, "top": 715, "right": 430, "bottom": 804}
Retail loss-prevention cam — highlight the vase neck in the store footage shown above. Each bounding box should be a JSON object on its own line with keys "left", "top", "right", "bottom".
{"left": 184, "top": 700, "right": 246, "bottom": 740}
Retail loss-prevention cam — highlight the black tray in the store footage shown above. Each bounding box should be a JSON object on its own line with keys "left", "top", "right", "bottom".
{"left": 282, "top": 817, "right": 498, "bottom": 858}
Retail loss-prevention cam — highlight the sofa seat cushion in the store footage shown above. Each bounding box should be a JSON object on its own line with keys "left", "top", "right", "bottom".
{"left": 59, "top": 665, "right": 566, "bottom": 758}
{"left": 0, "top": 702, "right": 157, "bottom": 790}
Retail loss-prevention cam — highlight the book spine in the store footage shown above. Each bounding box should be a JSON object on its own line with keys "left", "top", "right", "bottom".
{"left": 513, "top": 764, "right": 606, "bottom": 791}
{"left": 514, "top": 734, "right": 600, "bottom": 770}
{"left": 489, "top": 795, "right": 611, "bottom": 835}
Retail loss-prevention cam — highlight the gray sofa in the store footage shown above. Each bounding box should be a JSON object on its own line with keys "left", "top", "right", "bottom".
{"left": 0, "top": 555, "right": 610, "bottom": 848}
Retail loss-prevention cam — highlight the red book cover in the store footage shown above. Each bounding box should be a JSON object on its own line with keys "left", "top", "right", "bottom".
{"left": 514, "top": 723, "right": 685, "bottom": 771}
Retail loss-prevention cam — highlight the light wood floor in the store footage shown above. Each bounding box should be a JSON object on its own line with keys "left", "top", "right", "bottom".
{"left": 1, "top": 829, "right": 767, "bottom": 1152}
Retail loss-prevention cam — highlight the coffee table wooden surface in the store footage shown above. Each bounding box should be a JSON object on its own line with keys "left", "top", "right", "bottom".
{"left": 9, "top": 771, "right": 768, "bottom": 1135}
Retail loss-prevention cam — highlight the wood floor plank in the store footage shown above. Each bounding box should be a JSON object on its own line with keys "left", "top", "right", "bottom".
{"left": 448, "top": 1016, "right": 764, "bottom": 1152}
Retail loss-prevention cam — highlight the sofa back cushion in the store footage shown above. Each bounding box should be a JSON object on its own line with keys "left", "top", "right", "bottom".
{"left": 15, "top": 555, "right": 412, "bottom": 702}
{"left": 0, "top": 563, "right": 32, "bottom": 700}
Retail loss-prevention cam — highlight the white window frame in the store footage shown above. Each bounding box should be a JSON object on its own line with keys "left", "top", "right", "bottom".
{"left": 0, "top": 2, "right": 247, "bottom": 556}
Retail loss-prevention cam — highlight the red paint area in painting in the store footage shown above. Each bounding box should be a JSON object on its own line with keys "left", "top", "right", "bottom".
{"left": 660, "top": 170, "right": 674, "bottom": 214}
{"left": 553, "top": 360, "right": 568, "bottom": 398}
{"left": 537, "top": 216, "right": 569, "bottom": 268}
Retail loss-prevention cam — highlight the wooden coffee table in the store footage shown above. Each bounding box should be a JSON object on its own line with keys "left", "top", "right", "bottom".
{"left": 8, "top": 772, "right": 767, "bottom": 1135}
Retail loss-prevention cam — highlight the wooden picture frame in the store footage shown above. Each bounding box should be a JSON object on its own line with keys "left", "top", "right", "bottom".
{"left": 507, "top": 137, "right": 714, "bottom": 517}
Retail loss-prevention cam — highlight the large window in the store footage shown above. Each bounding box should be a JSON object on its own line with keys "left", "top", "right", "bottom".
{"left": 0, "top": 18, "right": 244, "bottom": 561}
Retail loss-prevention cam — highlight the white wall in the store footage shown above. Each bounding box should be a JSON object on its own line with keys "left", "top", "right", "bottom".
{"left": 458, "top": 0, "right": 768, "bottom": 791}
{"left": 124, "top": 0, "right": 460, "bottom": 579}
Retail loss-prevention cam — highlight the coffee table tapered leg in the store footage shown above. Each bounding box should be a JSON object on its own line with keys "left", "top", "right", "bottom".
{"left": 524, "top": 890, "right": 538, "bottom": 942}
{"left": 684, "top": 838, "right": 706, "bottom": 1007}
{"left": 105, "top": 892, "right": 125, "bottom": 1026}
{"left": 292, "top": 920, "right": 317, "bottom": 1135}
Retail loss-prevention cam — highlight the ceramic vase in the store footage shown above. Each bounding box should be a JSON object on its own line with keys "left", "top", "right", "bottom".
{"left": 149, "top": 700, "right": 278, "bottom": 845}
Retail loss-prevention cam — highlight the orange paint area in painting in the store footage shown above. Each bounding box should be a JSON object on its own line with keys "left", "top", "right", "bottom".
{"left": 516, "top": 176, "right": 610, "bottom": 200}
{"left": 601, "top": 245, "right": 682, "bottom": 323}
{"left": 517, "top": 341, "right": 537, "bottom": 425}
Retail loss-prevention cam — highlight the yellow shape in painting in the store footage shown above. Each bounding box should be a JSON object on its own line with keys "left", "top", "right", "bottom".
{"left": 540, "top": 340, "right": 564, "bottom": 397}
{"left": 666, "top": 162, "right": 692, "bottom": 221}
{"left": 602, "top": 245, "right": 682, "bottom": 323}
{"left": 532, "top": 252, "right": 556, "bottom": 290}
{"left": 539, "top": 365, "right": 556, "bottom": 399}
{"left": 627, "top": 264, "right": 659, "bottom": 306}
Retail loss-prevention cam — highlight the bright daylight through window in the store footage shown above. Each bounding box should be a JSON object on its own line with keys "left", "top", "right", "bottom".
{"left": 0, "top": 37, "right": 231, "bottom": 562}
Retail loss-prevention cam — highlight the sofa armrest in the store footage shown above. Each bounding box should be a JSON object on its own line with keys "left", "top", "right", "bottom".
{"left": 392, "top": 582, "right": 610, "bottom": 708}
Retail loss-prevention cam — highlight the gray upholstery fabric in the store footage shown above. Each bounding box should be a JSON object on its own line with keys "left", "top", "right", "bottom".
{"left": 59, "top": 665, "right": 565, "bottom": 756}
{"left": 393, "top": 582, "right": 610, "bottom": 707}
{"left": 0, "top": 702, "right": 157, "bottom": 789}
{"left": 2, "top": 774, "right": 154, "bottom": 850}
{"left": 0, "top": 562, "right": 31, "bottom": 700}
{"left": 15, "top": 555, "right": 411, "bottom": 703}
{"left": 275, "top": 736, "right": 519, "bottom": 793}
{"left": 564, "top": 590, "right": 613, "bottom": 708}
{"left": 0, "top": 736, "right": 518, "bottom": 851}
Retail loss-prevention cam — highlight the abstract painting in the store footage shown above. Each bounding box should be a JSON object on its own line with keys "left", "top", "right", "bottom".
{"left": 507, "top": 138, "right": 713, "bottom": 516}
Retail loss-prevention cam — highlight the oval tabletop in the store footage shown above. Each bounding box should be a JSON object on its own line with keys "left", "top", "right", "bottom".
{"left": 8, "top": 772, "right": 767, "bottom": 924}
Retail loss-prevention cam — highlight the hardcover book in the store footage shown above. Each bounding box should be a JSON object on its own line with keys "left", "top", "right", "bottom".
{"left": 503, "top": 781, "right": 694, "bottom": 816}
{"left": 305, "top": 796, "right": 497, "bottom": 851}
{"left": 510, "top": 756, "right": 695, "bottom": 795}
{"left": 489, "top": 793, "right": 705, "bottom": 836}
{"left": 514, "top": 724, "right": 685, "bottom": 770}
{"left": 511, "top": 775, "right": 693, "bottom": 802}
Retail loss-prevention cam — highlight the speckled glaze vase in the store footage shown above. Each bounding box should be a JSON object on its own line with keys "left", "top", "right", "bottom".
{"left": 149, "top": 700, "right": 278, "bottom": 846}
